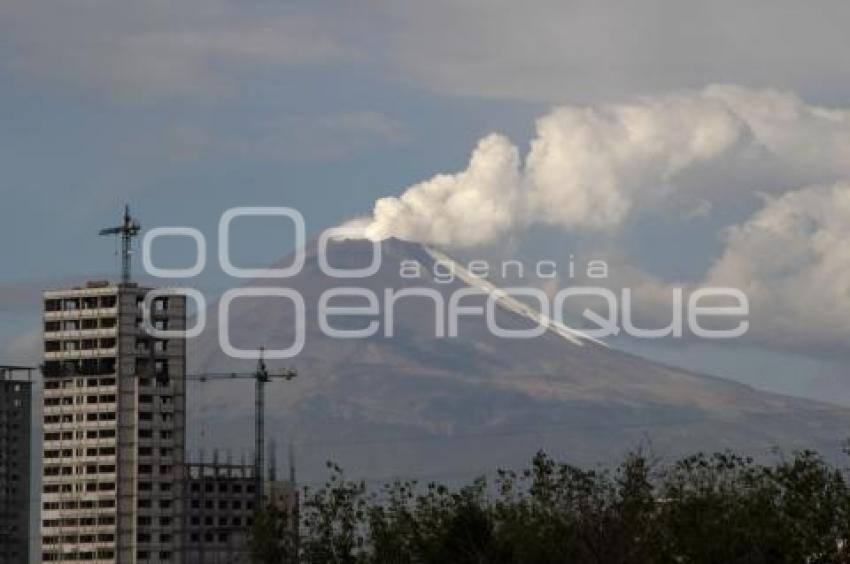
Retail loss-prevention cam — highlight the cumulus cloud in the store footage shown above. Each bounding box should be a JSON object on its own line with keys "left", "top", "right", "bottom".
{"left": 357, "top": 86, "right": 850, "bottom": 248}
{"left": 703, "top": 182, "right": 850, "bottom": 354}
{"left": 564, "top": 182, "right": 850, "bottom": 356}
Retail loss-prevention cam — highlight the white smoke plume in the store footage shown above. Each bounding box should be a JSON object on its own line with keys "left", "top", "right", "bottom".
{"left": 354, "top": 85, "right": 850, "bottom": 248}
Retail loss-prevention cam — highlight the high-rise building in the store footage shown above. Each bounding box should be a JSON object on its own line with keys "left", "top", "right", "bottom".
{"left": 41, "top": 281, "right": 186, "bottom": 563}
{"left": 0, "top": 366, "right": 33, "bottom": 564}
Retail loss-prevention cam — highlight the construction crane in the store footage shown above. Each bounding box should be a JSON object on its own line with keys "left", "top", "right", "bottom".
{"left": 184, "top": 350, "right": 297, "bottom": 504}
{"left": 99, "top": 205, "right": 141, "bottom": 284}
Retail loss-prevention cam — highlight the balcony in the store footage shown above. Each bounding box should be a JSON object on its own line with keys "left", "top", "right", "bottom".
{"left": 44, "top": 327, "right": 118, "bottom": 340}
{"left": 44, "top": 347, "right": 118, "bottom": 361}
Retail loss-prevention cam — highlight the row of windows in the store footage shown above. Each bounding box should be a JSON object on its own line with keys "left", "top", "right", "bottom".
{"left": 43, "top": 359, "right": 117, "bottom": 378}
{"left": 44, "top": 482, "right": 104, "bottom": 494}
{"left": 138, "top": 464, "right": 174, "bottom": 476}
{"left": 138, "top": 499, "right": 173, "bottom": 509}
{"left": 136, "top": 551, "right": 173, "bottom": 560}
{"left": 140, "top": 394, "right": 175, "bottom": 404}
{"left": 138, "top": 515, "right": 174, "bottom": 527}
{"left": 138, "top": 481, "right": 173, "bottom": 493}
{"left": 189, "top": 531, "right": 236, "bottom": 544}
{"left": 44, "top": 429, "right": 173, "bottom": 443}
{"left": 136, "top": 296, "right": 172, "bottom": 313}
{"left": 138, "top": 532, "right": 173, "bottom": 543}
{"left": 136, "top": 339, "right": 170, "bottom": 354}
{"left": 45, "top": 377, "right": 116, "bottom": 390}
{"left": 45, "top": 338, "right": 117, "bottom": 353}
{"left": 44, "top": 412, "right": 116, "bottom": 424}
{"left": 45, "top": 429, "right": 116, "bottom": 442}
{"left": 44, "top": 463, "right": 117, "bottom": 478}
{"left": 43, "top": 549, "right": 115, "bottom": 561}
{"left": 136, "top": 359, "right": 171, "bottom": 378}
{"left": 43, "top": 533, "right": 115, "bottom": 544}
{"left": 189, "top": 515, "right": 248, "bottom": 528}
{"left": 139, "top": 447, "right": 175, "bottom": 458}
{"left": 45, "top": 317, "right": 116, "bottom": 332}
{"left": 43, "top": 515, "right": 115, "bottom": 528}
{"left": 45, "top": 446, "right": 116, "bottom": 459}
{"left": 189, "top": 498, "right": 253, "bottom": 511}
{"left": 43, "top": 498, "right": 115, "bottom": 511}
{"left": 190, "top": 481, "right": 255, "bottom": 494}
{"left": 44, "top": 394, "right": 116, "bottom": 406}
{"left": 139, "top": 412, "right": 174, "bottom": 423}
{"left": 140, "top": 429, "right": 173, "bottom": 440}
{"left": 45, "top": 295, "right": 117, "bottom": 312}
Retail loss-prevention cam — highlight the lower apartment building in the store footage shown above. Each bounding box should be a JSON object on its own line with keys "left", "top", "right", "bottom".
{"left": 0, "top": 366, "right": 32, "bottom": 564}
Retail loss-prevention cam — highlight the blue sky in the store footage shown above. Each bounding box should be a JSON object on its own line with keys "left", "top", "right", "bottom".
{"left": 2, "top": 1, "right": 849, "bottom": 405}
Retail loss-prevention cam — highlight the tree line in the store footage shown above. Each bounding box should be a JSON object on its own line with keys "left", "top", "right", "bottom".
{"left": 250, "top": 448, "right": 850, "bottom": 563}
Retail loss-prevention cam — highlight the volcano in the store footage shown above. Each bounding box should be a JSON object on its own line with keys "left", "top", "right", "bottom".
{"left": 189, "top": 238, "right": 850, "bottom": 482}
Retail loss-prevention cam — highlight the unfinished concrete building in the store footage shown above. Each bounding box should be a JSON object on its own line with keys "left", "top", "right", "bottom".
{"left": 182, "top": 457, "right": 297, "bottom": 564}
{"left": 41, "top": 282, "right": 186, "bottom": 563}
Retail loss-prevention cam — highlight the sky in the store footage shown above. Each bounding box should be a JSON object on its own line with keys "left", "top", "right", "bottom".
{"left": 1, "top": 1, "right": 849, "bottom": 404}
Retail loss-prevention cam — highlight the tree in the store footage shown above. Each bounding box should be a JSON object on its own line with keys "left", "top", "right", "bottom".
{"left": 249, "top": 503, "right": 297, "bottom": 564}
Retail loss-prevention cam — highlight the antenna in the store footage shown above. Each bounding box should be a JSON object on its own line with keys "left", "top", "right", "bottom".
{"left": 99, "top": 205, "right": 141, "bottom": 284}
{"left": 288, "top": 442, "right": 296, "bottom": 485}
{"left": 268, "top": 440, "right": 277, "bottom": 483}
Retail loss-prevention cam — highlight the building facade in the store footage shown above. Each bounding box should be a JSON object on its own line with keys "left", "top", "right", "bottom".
{"left": 0, "top": 367, "right": 32, "bottom": 564}
{"left": 41, "top": 282, "right": 186, "bottom": 563}
{"left": 182, "top": 460, "right": 297, "bottom": 564}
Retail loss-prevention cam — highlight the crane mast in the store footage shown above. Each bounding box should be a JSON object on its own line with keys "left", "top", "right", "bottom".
{"left": 99, "top": 205, "right": 141, "bottom": 284}
{"left": 255, "top": 351, "right": 269, "bottom": 505}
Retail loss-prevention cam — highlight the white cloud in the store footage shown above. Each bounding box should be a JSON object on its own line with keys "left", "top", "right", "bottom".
{"left": 348, "top": 85, "right": 850, "bottom": 358}
{"left": 0, "top": 0, "right": 359, "bottom": 101}
{"left": 567, "top": 182, "right": 850, "bottom": 357}
{"left": 703, "top": 182, "right": 850, "bottom": 354}
{"left": 358, "top": 86, "right": 850, "bottom": 248}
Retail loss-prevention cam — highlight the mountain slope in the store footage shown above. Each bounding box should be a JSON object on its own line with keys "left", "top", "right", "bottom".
{"left": 188, "top": 238, "right": 850, "bottom": 482}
